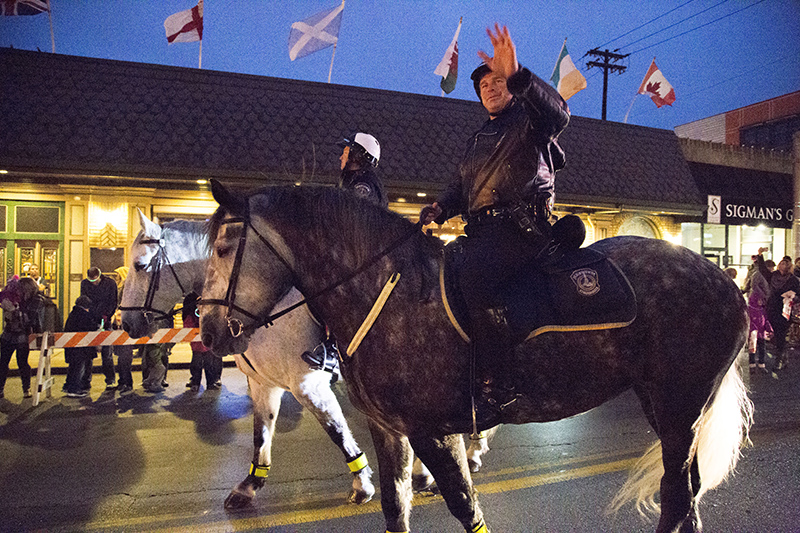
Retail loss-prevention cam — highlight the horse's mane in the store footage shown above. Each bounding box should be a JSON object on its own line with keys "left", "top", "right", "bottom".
{"left": 208, "top": 185, "right": 443, "bottom": 295}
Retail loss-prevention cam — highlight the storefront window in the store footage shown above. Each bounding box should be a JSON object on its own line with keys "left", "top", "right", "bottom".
{"left": 681, "top": 223, "right": 701, "bottom": 253}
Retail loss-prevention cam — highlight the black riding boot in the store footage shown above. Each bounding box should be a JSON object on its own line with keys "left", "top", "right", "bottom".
{"left": 471, "top": 306, "right": 518, "bottom": 422}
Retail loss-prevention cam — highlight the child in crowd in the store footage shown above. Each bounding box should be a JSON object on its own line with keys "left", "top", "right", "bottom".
{"left": 63, "top": 295, "right": 100, "bottom": 397}
{"left": 182, "top": 292, "right": 222, "bottom": 392}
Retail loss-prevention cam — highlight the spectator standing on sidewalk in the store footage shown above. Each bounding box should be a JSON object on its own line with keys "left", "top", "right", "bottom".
{"left": 63, "top": 296, "right": 100, "bottom": 397}
{"left": 0, "top": 277, "right": 44, "bottom": 400}
{"left": 182, "top": 292, "right": 222, "bottom": 392}
{"left": 80, "top": 267, "right": 118, "bottom": 391}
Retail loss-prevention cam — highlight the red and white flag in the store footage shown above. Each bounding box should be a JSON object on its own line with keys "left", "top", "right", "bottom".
{"left": 165, "top": 0, "right": 203, "bottom": 44}
{"left": 637, "top": 59, "right": 675, "bottom": 108}
{"left": 0, "top": 0, "right": 49, "bottom": 16}
{"left": 434, "top": 17, "right": 461, "bottom": 94}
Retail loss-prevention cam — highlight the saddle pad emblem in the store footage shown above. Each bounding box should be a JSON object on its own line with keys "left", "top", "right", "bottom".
{"left": 570, "top": 268, "right": 600, "bottom": 296}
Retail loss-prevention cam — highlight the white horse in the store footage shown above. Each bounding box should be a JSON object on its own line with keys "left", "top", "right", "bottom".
{"left": 120, "top": 211, "right": 375, "bottom": 508}
{"left": 119, "top": 211, "right": 492, "bottom": 506}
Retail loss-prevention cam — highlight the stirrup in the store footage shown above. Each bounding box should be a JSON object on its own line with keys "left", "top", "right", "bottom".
{"left": 301, "top": 338, "right": 340, "bottom": 374}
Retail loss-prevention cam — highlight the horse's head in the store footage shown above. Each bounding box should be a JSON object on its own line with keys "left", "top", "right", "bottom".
{"left": 120, "top": 209, "right": 187, "bottom": 337}
{"left": 200, "top": 180, "right": 297, "bottom": 355}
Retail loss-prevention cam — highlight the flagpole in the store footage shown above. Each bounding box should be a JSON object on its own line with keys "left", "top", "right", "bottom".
{"left": 623, "top": 94, "right": 638, "bottom": 124}
{"left": 327, "top": 0, "right": 344, "bottom": 83}
{"left": 327, "top": 41, "right": 337, "bottom": 83}
{"left": 198, "top": 0, "right": 203, "bottom": 69}
{"left": 46, "top": 0, "right": 55, "bottom": 53}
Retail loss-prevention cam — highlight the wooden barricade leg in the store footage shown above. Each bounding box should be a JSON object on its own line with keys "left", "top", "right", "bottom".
{"left": 33, "top": 332, "right": 54, "bottom": 407}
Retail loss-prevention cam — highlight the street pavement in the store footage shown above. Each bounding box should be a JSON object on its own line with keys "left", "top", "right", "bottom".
{"left": 1, "top": 350, "right": 799, "bottom": 532}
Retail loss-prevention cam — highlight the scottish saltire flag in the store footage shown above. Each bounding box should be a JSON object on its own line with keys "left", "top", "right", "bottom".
{"left": 550, "top": 40, "right": 586, "bottom": 100}
{"left": 288, "top": 2, "right": 344, "bottom": 61}
{"left": 637, "top": 58, "right": 676, "bottom": 108}
{"left": 0, "top": 0, "right": 49, "bottom": 16}
{"left": 434, "top": 18, "right": 461, "bottom": 94}
{"left": 165, "top": 0, "right": 204, "bottom": 44}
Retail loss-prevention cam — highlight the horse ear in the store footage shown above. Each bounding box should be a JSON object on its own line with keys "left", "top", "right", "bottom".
{"left": 210, "top": 179, "right": 247, "bottom": 215}
{"left": 137, "top": 208, "right": 161, "bottom": 237}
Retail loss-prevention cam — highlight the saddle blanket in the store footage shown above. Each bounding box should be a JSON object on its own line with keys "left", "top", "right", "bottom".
{"left": 441, "top": 245, "right": 637, "bottom": 344}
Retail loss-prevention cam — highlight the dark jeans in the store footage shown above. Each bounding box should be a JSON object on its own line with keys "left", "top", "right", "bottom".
{"left": 749, "top": 338, "right": 768, "bottom": 365}
{"left": 100, "top": 345, "right": 116, "bottom": 385}
{"left": 189, "top": 350, "right": 222, "bottom": 386}
{"left": 0, "top": 338, "right": 31, "bottom": 392}
{"left": 65, "top": 352, "right": 93, "bottom": 393}
{"left": 115, "top": 345, "right": 134, "bottom": 387}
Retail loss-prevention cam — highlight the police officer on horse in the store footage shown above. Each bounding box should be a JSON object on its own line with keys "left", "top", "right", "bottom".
{"left": 420, "top": 24, "right": 570, "bottom": 416}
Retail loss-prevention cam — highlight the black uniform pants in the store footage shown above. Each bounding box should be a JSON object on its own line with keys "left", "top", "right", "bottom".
{"left": 459, "top": 216, "right": 547, "bottom": 384}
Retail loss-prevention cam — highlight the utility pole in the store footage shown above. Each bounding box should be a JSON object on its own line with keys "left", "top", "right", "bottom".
{"left": 586, "top": 49, "right": 629, "bottom": 121}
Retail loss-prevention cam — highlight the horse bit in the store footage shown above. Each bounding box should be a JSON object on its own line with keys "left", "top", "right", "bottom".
{"left": 118, "top": 232, "right": 188, "bottom": 324}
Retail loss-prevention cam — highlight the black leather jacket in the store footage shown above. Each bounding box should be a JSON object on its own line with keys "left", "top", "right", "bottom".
{"left": 339, "top": 166, "right": 388, "bottom": 208}
{"left": 435, "top": 67, "right": 569, "bottom": 223}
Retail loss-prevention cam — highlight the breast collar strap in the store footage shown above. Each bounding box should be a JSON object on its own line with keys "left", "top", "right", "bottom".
{"left": 198, "top": 201, "right": 423, "bottom": 340}
{"left": 118, "top": 232, "right": 187, "bottom": 324}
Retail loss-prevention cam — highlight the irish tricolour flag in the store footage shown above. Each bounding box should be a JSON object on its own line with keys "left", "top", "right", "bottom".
{"left": 550, "top": 39, "right": 586, "bottom": 100}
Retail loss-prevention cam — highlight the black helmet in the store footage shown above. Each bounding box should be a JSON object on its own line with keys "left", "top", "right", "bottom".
{"left": 470, "top": 63, "right": 493, "bottom": 101}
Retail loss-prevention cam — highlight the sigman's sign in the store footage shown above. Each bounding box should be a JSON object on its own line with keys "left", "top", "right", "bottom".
{"left": 707, "top": 195, "right": 793, "bottom": 229}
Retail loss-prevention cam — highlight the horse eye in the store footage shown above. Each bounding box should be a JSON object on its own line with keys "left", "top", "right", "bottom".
{"left": 133, "top": 262, "right": 147, "bottom": 272}
{"left": 216, "top": 245, "right": 232, "bottom": 258}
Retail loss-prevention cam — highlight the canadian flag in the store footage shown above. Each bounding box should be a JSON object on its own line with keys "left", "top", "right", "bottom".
{"left": 637, "top": 59, "right": 675, "bottom": 108}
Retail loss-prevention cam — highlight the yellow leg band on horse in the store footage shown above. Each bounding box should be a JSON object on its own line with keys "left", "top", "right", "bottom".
{"left": 348, "top": 453, "right": 368, "bottom": 473}
{"left": 470, "top": 519, "right": 488, "bottom": 533}
{"left": 249, "top": 463, "right": 270, "bottom": 478}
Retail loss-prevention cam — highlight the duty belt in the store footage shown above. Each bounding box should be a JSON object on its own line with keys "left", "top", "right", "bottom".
{"left": 465, "top": 206, "right": 512, "bottom": 225}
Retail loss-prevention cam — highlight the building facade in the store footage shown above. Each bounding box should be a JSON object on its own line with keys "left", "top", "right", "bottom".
{"left": 676, "top": 91, "right": 799, "bottom": 278}
{"left": 3, "top": 48, "right": 707, "bottom": 312}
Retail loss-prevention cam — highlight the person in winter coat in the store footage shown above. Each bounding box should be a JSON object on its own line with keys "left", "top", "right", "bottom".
{"left": 419, "top": 24, "right": 570, "bottom": 417}
{"left": 63, "top": 296, "right": 101, "bottom": 397}
{"left": 757, "top": 248, "right": 800, "bottom": 372}
{"left": 747, "top": 270, "right": 772, "bottom": 373}
{"left": 337, "top": 132, "right": 387, "bottom": 208}
{"left": 0, "top": 277, "right": 44, "bottom": 399}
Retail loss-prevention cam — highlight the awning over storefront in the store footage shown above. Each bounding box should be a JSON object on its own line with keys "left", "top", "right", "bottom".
{"left": 690, "top": 162, "right": 793, "bottom": 228}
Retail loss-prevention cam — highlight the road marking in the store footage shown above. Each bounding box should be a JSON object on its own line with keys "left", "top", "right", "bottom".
{"left": 84, "top": 456, "right": 639, "bottom": 530}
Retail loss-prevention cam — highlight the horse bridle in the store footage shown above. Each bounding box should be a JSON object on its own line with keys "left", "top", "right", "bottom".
{"left": 118, "top": 232, "right": 188, "bottom": 324}
{"left": 198, "top": 198, "right": 422, "bottom": 339}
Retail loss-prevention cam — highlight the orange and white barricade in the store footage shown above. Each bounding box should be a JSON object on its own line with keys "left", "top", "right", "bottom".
{"left": 28, "top": 328, "right": 201, "bottom": 406}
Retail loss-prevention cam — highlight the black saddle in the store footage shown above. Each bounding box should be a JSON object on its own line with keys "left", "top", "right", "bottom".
{"left": 442, "top": 239, "right": 637, "bottom": 345}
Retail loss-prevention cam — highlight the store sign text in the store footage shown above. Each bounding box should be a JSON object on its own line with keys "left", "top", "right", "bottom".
{"left": 713, "top": 196, "right": 794, "bottom": 229}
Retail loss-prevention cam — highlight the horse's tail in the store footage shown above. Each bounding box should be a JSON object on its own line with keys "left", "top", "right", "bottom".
{"left": 609, "top": 361, "right": 754, "bottom": 516}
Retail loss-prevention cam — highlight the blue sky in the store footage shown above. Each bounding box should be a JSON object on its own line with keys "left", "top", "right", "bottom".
{"left": 2, "top": 0, "right": 798, "bottom": 131}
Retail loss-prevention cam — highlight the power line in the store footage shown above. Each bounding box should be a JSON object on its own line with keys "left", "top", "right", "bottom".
{"left": 681, "top": 53, "right": 797, "bottom": 98}
{"left": 593, "top": 0, "right": 699, "bottom": 52}
{"left": 627, "top": 0, "right": 769, "bottom": 55}
{"left": 617, "top": 0, "right": 731, "bottom": 51}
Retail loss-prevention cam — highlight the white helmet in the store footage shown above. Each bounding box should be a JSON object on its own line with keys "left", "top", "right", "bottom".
{"left": 340, "top": 132, "right": 380, "bottom": 167}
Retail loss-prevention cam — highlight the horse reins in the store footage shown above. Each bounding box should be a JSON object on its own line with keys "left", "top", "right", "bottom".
{"left": 118, "top": 233, "right": 188, "bottom": 323}
{"left": 198, "top": 199, "right": 422, "bottom": 339}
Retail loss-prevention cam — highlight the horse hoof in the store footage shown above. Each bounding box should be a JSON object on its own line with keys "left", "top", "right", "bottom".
{"left": 348, "top": 488, "right": 373, "bottom": 505}
{"left": 412, "top": 473, "right": 435, "bottom": 493}
{"left": 224, "top": 488, "right": 255, "bottom": 509}
{"left": 468, "top": 458, "right": 482, "bottom": 473}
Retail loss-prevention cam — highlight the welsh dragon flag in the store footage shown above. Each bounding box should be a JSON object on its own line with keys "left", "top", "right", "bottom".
{"left": 637, "top": 59, "right": 676, "bottom": 108}
{"left": 434, "top": 18, "right": 461, "bottom": 94}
